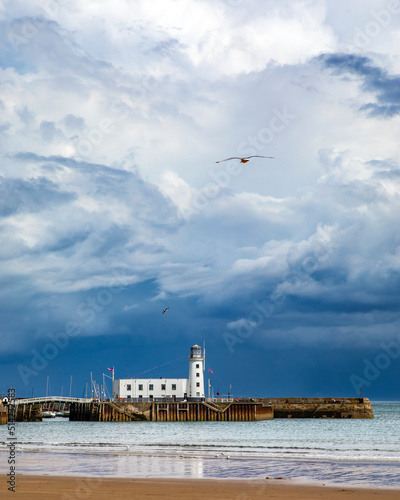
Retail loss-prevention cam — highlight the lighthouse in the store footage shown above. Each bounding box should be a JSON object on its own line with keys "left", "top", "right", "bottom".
{"left": 187, "top": 344, "right": 205, "bottom": 401}
{"left": 113, "top": 343, "right": 206, "bottom": 402}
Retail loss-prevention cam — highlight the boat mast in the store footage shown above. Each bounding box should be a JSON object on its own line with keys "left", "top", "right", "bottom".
{"left": 90, "top": 371, "right": 94, "bottom": 399}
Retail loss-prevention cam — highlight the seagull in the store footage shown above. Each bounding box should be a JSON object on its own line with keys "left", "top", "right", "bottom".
{"left": 162, "top": 307, "right": 169, "bottom": 314}
{"left": 216, "top": 156, "right": 274, "bottom": 164}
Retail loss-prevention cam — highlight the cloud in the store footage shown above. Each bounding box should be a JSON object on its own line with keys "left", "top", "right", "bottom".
{"left": 319, "top": 52, "right": 400, "bottom": 117}
{"left": 1, "top": 1, "right": 400, "bottom": 398}
{"left": 0, "top": 175, "right": 74, "bottom": 217}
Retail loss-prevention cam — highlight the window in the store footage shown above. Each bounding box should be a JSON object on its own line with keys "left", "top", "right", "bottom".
{"left": 196, "top": 372, "right": 200, "bottom": 377}
{"left": 196, "top": 364, "right": 199, "bottom": 368}
{"left": 127, "top": 395, "right": 131, "bottom": 399}
{"left": 196, "top": 392, "right": 200, "bottom": 397}
{"left": 196, "top": 382, "right": 200, "bottom": 387}
{"left": 161, "top": 384, "right": 166, "bottom": 391}
{"left": 127, "top": 384, "right": 131, "bottom": 391}
{"left": 149, "top": 395, "right": 153, "bottom": 399}
{"left": 139, "top": 395, "right": 142, "bottom": 399}
{"left": 149, "top": 384, "right": 154, "bottom": 391}
{"left": 171, "top": 384, "right": 176, "bottom": 391}
{"left": 138, "top": 384, "right": 143, "bottom": 391}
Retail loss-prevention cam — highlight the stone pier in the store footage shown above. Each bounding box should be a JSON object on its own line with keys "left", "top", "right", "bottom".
{"left": 69, "top": 401, "right": 274, "bottom": 422}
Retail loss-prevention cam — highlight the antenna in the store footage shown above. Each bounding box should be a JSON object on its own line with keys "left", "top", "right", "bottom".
{"left": 203, "top": 339, "right": 206, "bottom": 371}
{"left": 69, "top": 374, "right": 73, "bottom": 398}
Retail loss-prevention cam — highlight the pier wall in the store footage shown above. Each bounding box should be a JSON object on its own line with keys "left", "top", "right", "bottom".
{"left": 69, "top": 401, "right": 274, "bottom": 422}
{"left": 70, "top": 398, "right": 373, "bottom": 421}
{"left": 15, "top": 404, "right": 42, "bottom": 422}
{"left": 261, "top": 397, "right": 374, "bottom": 418}
{"left": 7, "top": 397, "right": 374, "bottom": 423}
{"left": 69, "top": 402, "right": 151, "bottom": 422}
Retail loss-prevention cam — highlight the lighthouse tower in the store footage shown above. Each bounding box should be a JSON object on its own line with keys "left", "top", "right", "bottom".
{"left": 187, "top": 344, "right": 205, "bottom": 401}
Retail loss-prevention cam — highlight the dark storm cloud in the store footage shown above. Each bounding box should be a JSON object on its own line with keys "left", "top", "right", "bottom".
{"left": 12, "top": 152, "right": 180, "bottom": 228}
{"left": 319, "top": 53, "right": 400, "bottom": 118}
{"left": 0, "top": 176, "right": 75, "bottom": 217}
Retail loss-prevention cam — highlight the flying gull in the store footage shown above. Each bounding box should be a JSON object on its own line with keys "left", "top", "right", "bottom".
{"left": 216, "top": 155, "right": 274, "bottom": 163}
{"left": 162, "top": 307, "right": 169, "bottom": 314}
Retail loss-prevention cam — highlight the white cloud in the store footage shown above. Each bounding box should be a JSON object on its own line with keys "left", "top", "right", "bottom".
{"left": 226, "top": 317, "right": 258, "bottom": 330}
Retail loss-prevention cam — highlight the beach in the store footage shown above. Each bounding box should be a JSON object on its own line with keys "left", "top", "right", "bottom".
{"left": 3, "top": 476, "right": 400, "bottom": 499}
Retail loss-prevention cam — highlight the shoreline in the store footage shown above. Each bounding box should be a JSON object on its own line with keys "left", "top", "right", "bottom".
{"left": 2, "top": 443, "right": 400, "bottom": 462}
{"left": 2, "top": 449, "right": 400, "bottom": 489}
{"left": 3, "top": 475, "right": 400, "bottom": 499}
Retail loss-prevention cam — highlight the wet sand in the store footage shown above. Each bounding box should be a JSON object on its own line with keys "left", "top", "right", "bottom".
{"left": 3, "top": 475, "right": 400, "bottom": 499}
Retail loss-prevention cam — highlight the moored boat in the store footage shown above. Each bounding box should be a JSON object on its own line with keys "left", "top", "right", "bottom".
{"left": 42, "top": 409, "right": 57, "bottom": 418}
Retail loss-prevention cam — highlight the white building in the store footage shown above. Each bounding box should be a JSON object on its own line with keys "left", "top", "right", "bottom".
{"left": 113, "top": 344, "right": 205, "bottom": 402}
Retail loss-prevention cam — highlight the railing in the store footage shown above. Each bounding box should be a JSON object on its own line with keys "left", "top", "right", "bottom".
{"left": 116, "top": 397, "right": 189, "bottom": 403}
{"left": 205, "top": 397, "right": 235, "bottom": 403}
{"left": 14, "top": 397, "right": 93, "bottom": 404}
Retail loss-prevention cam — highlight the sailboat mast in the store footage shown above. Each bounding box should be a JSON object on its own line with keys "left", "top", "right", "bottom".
{"left": 90, "top": 371, "right": 94, "bottom": 399}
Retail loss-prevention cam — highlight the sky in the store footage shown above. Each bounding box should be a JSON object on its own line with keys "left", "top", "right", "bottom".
{"left": 1, "top": 0, "right": 400, "bottom": 400}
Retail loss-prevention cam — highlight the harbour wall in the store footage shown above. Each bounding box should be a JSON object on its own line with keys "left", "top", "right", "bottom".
{"left": 3, "top": 397, "right": 374, "bottom": 423}
{"left": 0, "top": 403, "right": 42, "bottom": 424}
{"left": 261, "top": 397, "right": 374, "bottom": 419}
{"left": 69, "top": 401, "right": 274, "bottom": 422}
{"left": 69, "top": 397, "right": 373, "bottom": 422}
{"left": 15, "top": 404, "right": 42, "bottom": 422}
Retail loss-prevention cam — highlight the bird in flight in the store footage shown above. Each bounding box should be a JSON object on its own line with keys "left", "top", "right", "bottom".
{"left": 216, "top": 155, "right": 274, "bottom": 163}
{"left": 162, "top": 307, "right": 169, "bottom": 314}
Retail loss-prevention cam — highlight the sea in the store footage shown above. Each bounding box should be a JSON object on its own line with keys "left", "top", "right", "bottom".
{"left": 1, "top": 402, "right": 399, "bottom": 488}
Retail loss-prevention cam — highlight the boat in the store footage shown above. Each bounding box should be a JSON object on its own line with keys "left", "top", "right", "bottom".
{"left": 42, "top": 409, "right": 57, "bottom": 418}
